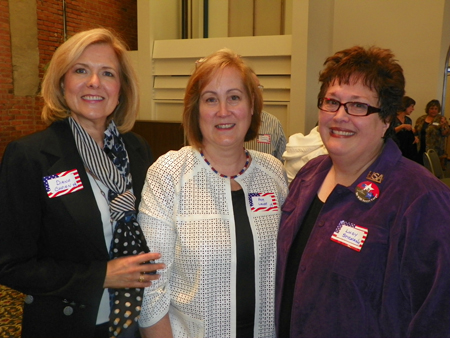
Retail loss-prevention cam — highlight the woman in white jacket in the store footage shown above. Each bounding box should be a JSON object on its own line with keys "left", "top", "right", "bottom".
{"left": 138, "top": 49, "right": 288, "bottom": 338}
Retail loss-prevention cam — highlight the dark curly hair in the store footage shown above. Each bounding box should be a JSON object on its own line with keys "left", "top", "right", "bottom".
{"left": 318, "top": 46, "right": 405, "bottom": 140}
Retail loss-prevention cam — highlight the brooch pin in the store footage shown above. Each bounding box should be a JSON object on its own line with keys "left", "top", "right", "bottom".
{"left": 355, "top": 181, "right": 379, "bottom": 203}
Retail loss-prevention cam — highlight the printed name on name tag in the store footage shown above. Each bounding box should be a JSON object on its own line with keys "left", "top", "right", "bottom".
{"left": 331, "top": 220, "right": 368, "bottom": 252}
{"left": 43, "top": 169, "right": 84, "bottom": 198}
{"left": 248, "top": 192, "right": 278, "bottom": 212}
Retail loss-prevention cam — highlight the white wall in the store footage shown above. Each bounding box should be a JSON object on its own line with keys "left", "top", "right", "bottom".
{"left": 133, "top": 0, "right": 450, "bottom": 137}
{"left": 136, "top": 0, "right": 180, "bottom": 120}
{"left": 285, "top": 0, "right": 450, "bottom": 134}
{"left": 330, "top": 0, "right": 450, "bottom": 125}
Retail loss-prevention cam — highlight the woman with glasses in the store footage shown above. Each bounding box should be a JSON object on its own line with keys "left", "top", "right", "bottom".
{"left": 276, "top": 46, "right": 450, "bottom": 337}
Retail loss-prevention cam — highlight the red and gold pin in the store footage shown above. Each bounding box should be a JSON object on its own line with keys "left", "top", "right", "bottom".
{"left": 355, "top": 181, "right": 379, "bottom": 203}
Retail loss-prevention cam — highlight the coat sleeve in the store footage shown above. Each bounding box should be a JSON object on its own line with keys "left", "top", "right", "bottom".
{"left": 399, "top": 189, "right": 450, "bottom": 336}
{"left": 138, "top": 156, "right": 177, "bottom": 327}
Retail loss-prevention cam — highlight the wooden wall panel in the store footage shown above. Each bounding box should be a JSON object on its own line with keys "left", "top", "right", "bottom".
{"left": 132, "top": 121, "right": 185, "bottom": 160}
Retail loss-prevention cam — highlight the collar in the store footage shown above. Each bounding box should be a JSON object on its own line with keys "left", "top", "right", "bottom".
{"left": 296, "top": 138, "right": 402, "bottom": 192}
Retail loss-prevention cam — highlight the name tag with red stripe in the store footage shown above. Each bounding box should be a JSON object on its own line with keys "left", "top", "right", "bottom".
{"left": 43, "top": 169, "right": 84, "bottom": 198}
{"left": 249, "top": 192, "right": 278, "bottom": 212}
{"left": 257, "top": 134, "right": 271, "bottom": 144}
{"left": 331, "top": 220, "right": 368, "bottom": 252}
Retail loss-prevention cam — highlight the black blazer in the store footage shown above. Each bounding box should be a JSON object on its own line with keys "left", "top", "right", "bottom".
{"left": 0, "top": 119, "right": 153, "bottom": 338}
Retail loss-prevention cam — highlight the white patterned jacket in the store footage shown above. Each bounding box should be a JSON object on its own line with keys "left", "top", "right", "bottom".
{"left": 138, "top": 146, "right": 288, "bottom": 338}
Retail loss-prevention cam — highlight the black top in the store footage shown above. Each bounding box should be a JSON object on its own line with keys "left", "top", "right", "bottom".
{"left": 394, "top": 116, "right": 418, "bottom": 162}
{"left": 232, "top": 189, "right": 255, "bottom": 338}
{"left": 279, "top": 195, "right": 324, "bottom": 338}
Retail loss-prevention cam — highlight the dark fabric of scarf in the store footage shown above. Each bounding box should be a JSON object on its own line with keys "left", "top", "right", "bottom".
{"left": 69, "top": 117, "right": 149, "bottom": 338}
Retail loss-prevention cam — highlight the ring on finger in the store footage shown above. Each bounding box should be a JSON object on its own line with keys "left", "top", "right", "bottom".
{"left": 138, "top": 274, "right": 145, "bottom": 283}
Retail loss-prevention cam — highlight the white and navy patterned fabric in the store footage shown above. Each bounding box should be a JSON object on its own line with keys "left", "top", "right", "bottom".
{"left": 138, "top": 146, "right": 288, "bottom": 338}
{"left": 245, "top": 111, "right": 287, "bottom": 162}
{"left": 68, "top": 117, "right": 149, "bottom": 337}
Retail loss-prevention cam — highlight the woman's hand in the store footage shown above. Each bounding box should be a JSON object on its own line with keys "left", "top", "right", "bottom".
{"left": 104, "top": 252, "right": 165, "bottom": 289}
{"left": 395, "top": 124, "right": 412, "bottom": 133}
{"left": 440, "top": 117, "right": 450, "bottom": 135}
{"left": 402, "top": 124, "right": 412, "bottom": 131}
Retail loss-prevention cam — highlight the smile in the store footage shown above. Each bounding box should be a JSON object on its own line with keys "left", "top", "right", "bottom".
{"left": 82, "top": 95, "right": 103, "bottom": 101}
{"left": 216, "top": 123, "right": 235, "bottom": 129}
{"left": 331, "top": 129, "right": 355, "bottom": 136}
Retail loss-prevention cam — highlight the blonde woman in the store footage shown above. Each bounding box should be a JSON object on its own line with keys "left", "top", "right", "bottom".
{"left": 0, "top": 28, "right": 163, "bottom": 338}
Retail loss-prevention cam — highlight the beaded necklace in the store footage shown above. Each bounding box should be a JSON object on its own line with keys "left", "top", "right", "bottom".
{"left": 200, "top": 148, "right": 251, "bottom": 179}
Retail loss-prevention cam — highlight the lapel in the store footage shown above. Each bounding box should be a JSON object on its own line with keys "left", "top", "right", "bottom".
{"left": 41, "top": 120, "right": 108, "bottom": 257}
{"left": 280, "top": 156, "right": 331, "bottom": 254}
{"left": 39, "top": 122, "right": 152, "bottom": 257}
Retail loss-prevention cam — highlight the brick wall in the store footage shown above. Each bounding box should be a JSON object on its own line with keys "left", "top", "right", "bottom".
{"left": 0, "top": 0, "right": 137, "bottom": 158}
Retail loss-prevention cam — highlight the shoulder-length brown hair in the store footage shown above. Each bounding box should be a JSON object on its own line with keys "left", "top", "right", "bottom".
{"left": 41, "top": 27, "right": 139, "bottom": 133}
{"left": 183, "top": 48, "right": 263, "bottom": 150}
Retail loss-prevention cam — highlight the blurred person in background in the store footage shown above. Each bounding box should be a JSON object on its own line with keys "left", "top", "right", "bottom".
{"left": 244, "top": 74, "right": 287, "bottom": 162}
{"left": 414, "top": 99, "right": 450, "bottom": 166}
{"left": 394, "top": 96, "right": 419, "bottom": 162}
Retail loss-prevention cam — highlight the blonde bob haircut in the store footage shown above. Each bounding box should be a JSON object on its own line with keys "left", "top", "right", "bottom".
{"left": 41, "top": 28, "right": 139, "bottom": 133}
{"left": 183, "top": 48, "right": 263, "bottom": 150}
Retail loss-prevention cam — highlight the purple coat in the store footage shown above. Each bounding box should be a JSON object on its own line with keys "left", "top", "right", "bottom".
{"left": 276, "top": 139, "right": 450, "bottom": 337}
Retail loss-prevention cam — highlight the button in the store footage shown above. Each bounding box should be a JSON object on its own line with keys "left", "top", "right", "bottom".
{"left": 63, "top": 306, "right": 74, "bottom": 316}
{"left": 24, "top": 295, "right": 34, "bottom": 304}
{"left": 317, "top": 220, "right": 325, "bottom": 227}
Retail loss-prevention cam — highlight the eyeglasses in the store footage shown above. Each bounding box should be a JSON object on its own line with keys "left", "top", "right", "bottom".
{"left": 318, "top": 97, "right": 381, "bottom": 116}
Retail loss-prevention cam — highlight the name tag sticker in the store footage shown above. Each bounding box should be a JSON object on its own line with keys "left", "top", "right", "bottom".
{"left": 43, "top": 169, "right": 84, "bottom": 198}
{"left": 248, "top": 192, "right": 278, "bottom": 212}
{"left": 331, "top": 220, "right": 368, "bottom": 252}
{"left": 257, "top": 134, "right": 271, "bottom": 144}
